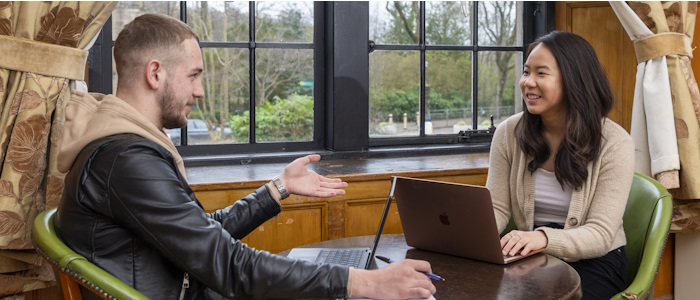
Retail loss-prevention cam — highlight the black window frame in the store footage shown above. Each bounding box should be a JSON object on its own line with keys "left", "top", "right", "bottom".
{"left": 369, "top": 2, "right": 523, "bottom": 147}
{"left": 87, "top": 1, "right": 553, "bottom": 164}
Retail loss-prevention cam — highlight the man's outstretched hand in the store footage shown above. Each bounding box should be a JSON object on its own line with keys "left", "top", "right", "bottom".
{"left": 277, "top": 154, "right": 347, "bottom": 198}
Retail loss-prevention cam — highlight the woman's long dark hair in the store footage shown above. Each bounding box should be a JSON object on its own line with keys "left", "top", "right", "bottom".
{"left": 516, "top": 31, "right": 614, "bottom": 190}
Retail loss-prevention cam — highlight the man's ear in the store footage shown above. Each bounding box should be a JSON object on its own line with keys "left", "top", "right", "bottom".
{"left": 145, "top": 59, "right": 164, "bottom": 90}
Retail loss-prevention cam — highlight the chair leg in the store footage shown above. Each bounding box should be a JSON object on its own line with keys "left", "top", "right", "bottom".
{"left": 58, "top": 271, "right": 83, "bottom": 300}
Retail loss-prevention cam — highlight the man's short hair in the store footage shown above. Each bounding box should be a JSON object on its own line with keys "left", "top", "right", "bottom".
{"left": 114, "top": 13, "right": 199, "bottom": 86}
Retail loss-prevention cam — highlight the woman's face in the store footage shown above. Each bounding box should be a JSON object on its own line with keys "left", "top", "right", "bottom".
{"left": 519, "top": 44, "right": 565, "bottom": 119}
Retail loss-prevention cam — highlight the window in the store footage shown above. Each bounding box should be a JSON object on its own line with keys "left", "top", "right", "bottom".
{"left": 89, "top": 2, "right": 539, "bottom": 160}
{"left": 368, "top": 2, "right": 523, "bottom": 146}
{"left": 107, "top": 1, "right": 320, "bottom": 154}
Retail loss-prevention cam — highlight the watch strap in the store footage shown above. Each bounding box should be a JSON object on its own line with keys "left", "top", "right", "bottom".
{"left": 271, "top": 176, "right": 290, "bottom": 199}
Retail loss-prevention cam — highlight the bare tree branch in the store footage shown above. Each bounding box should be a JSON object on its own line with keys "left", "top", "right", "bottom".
{"left": 393, "top": 2, "right": 418, "bottom": 43}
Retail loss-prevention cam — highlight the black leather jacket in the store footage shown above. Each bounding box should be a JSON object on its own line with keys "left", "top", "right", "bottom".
{"left": 55, "top": 134, "right": 349, "bottom": 299}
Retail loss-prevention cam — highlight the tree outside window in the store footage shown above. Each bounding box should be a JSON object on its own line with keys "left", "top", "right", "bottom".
{"left": 369, "top": 1, "right": 522, "bottom": 138}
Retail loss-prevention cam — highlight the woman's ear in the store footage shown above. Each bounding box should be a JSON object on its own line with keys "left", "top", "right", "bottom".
{"left": 145, "top": 59, "right": 164, "bottom": 90}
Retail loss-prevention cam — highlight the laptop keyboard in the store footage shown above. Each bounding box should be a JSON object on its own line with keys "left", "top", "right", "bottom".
{"left": 315, "top": 249, "right": 365, "bottom": 267}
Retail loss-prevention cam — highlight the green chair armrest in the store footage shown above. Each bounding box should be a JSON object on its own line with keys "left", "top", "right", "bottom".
{"left": 68, "top": 259, "right": 148, "bottom": 300}
{"left": 611, "top": 185, "right": 672, "bottom": 300}
{"left": 33, "top": 208, "right": 148, "bottom": 300}
{"left": 33, "top": 208, "right": 83, "bottom": 268}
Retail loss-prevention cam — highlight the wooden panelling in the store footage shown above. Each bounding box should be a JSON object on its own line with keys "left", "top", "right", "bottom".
{"left": 240, "top": 203, "right": 327, "bottom": 254}
{"left": 345, "top": 201, "right": 402, "bottom": 237}
{"left": 194, "top": 170, "right": 489, "bottom": 254}
{"left": 654, "top": 233, "right": 675, "bottom": 298}
{"left": 555, "top": 2, "right": 636, "bottom": 133}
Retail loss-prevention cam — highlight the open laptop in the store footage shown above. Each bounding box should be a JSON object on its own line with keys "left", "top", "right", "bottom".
{"left": 393, "top": 176, "right": 542, "bottom": 265}
{"left": 286, "top": 177, "right": 397, "bottom": 269}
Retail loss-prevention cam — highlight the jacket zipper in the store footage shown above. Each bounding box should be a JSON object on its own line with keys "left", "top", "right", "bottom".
{"left": 179, "top": 273, "right": 190, "bottom": 300}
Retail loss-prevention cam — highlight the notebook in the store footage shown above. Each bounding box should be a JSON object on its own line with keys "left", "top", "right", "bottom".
{"left": 286, "top": 177, "right": 397, "bottom": 269}
{"left": 393, "top": 176, "right": 543, "bottom": 265}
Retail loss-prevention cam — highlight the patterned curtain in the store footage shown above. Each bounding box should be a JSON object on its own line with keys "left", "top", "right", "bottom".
{"left": 0, "top": 1, "right": 116, "bottom": 296}
{"left": 611, "top": 1, "right": 700, "bottom": 231}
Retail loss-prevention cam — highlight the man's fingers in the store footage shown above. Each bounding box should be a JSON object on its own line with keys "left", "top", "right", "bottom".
{"left": 320, "top": 176, "right": 343, "bottom": 183}
{"left": 313, "top": 188, "right": 345, "bottom": 197}
{"left": 305, "top": 154, "right": 321, "bottom": 163}
{"left": 407, "top": 287, "right": 434, "bottom": 299}
{"left": 320, "top": 180, "right": 348, "bottom": 188}
{"left": 403, "top": 259, "right": 433, "bottom": 274}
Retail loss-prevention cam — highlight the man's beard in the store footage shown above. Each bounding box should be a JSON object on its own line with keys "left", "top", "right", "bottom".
{"left": 159, "top": 82, "right": 187, "bottom": 129}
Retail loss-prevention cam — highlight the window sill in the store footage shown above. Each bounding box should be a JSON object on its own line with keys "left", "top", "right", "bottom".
{"left": 186, "top": 144, "right": 491, "bottom": 189}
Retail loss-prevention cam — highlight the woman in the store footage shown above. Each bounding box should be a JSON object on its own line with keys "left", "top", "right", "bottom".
{"left": 486, "top": 31, "right": 634, "bottom": 299}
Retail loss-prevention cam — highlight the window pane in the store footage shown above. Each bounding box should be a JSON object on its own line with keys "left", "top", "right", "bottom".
{"left": 477, "top": 1, "right": 523, "bottom": 46}
{"left": 425, "top": 2, "right": 471, "bottom": 46}
{"left": 185, "top": 48, "right": 249, "bottom": 145}
{"left": 370, "top": 1, "right": 419, "bottom": 45}
{"left": 477, "top": 51, "right": 522, "bottom": 129}
{"left": 254, "top": 49, "right": 314, "bottom": 143}
{"left": 369, "top": 50, "right": 419, "bottom": 138}
{"left": 426, "top": 51, "right": 472, "bottom": 135}
{"left": 255, "top": 2, "right": 314, "bottom": 43}
{"left": 186, "top": 1, "right": 249, "bottom": 42}
{"left": 112, "top": 2, "right": 179, "bottom": 38}
{"left": 111, "top": 2, "right": 180, "bottom": 94}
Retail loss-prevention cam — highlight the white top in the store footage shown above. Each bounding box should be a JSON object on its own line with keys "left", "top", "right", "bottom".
{"left": 534, "top": 168, "right": 572, "bottom": 227}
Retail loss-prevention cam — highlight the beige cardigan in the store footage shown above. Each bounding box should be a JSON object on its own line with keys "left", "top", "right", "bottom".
{"left": 486, "top": 113, "right": 635, "bottom": 261}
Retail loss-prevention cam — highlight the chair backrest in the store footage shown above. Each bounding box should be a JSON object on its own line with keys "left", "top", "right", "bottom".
{"left": 32, "top": 208, "right": 148, "bottom": 300}
{"left": 615, "top": 173, "right": 672, "bottom": 300}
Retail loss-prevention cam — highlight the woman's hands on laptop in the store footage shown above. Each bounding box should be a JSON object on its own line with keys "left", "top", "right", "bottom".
{"left": 501, "top": 230, "right": 548, "bottom": 257}
{"left": 348, "top": 259, "right": 436, "bottom": 299}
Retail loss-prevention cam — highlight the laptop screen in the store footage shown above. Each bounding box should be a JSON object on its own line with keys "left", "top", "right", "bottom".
{"left": 364, "top": 176, "right": 397, "bottom": 268}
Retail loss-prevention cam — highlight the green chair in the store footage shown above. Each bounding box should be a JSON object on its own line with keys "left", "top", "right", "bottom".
{"left": 32, "top": 207, "right": 148, "bottom": 300}
{"left": 498, "top": 173, "right": 672, "bottom": 300}
{"left": 613, "top": 173, "right": 673, "bottom": 300}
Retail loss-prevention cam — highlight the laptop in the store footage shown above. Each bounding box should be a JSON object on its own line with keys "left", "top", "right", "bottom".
{"left": 286, "top": 177, "right": 397, "bottom": 269}
{"left": 393, "top": 176, "right": 542, "bottom": 265}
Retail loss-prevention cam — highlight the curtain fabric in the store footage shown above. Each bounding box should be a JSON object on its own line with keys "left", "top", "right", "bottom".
{"left": 0, "top": 1, "right": 115, "bottom": 295}
{"left": 611, "top": 1, "right": 700, "bottom": 231}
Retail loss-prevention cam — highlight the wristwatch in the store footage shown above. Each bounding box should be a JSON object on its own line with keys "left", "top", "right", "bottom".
{"left": 271, "top": 176, "right": 290, "bottom": 199}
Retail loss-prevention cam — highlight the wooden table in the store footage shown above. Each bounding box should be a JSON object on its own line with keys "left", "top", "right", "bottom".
{"left": 281, "top": 234, "right": 582, "bottom": 300}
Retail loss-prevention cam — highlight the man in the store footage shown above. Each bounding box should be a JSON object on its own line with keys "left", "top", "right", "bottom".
{"left": 54, "top": 13, "right": 436, "bottom": 299}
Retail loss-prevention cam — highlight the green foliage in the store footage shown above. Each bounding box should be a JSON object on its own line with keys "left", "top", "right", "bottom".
{"left": 425, "top": 2, "right": 470, "bottom": 45}
{"left": 370, "top": 89, "right": 471, "bottom": 124}
{"left": 370, "top": 89, "right": 418, "bottom": 123}
{"left": 230, "top": 95, "right": 313, "bottom": 142}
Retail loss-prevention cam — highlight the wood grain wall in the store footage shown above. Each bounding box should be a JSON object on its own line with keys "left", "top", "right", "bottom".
{"left": 555, "top": 2, "right": 700, "bottom": 298}
{"left": 555, "top": 1, "right": 636, "bottom": 132}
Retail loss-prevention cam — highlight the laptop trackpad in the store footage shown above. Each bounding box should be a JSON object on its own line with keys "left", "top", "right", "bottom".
{"left": 287, "top": 248, "right": 321, "bottom": 262}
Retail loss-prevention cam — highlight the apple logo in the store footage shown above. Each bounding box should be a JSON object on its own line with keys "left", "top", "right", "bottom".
{"left": 439, "top": 213, "right": 450, "bottom": 225}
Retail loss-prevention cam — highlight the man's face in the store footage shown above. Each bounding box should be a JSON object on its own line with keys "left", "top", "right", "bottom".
{"left": 159, "top": 38, "right": 204, "bottom": 129}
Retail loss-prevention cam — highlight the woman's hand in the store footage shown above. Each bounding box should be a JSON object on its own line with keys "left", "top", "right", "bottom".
{"left": 277, "top": 154, "right": 348, "bottom": 198}
{"left": 500, "top": 230, "right": 548, "bottom": 256}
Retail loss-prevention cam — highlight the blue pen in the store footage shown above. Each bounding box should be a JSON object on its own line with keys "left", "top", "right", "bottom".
{"left": 375, "top": 255, "right": 445, "bottom": 281}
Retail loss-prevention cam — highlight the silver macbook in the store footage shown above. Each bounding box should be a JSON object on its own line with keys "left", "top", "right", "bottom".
{"left": 286, "top": 177, "right": 397, "bottom": 269}
{"left": 393, "top": 176, "right": 542, "bottom": 265}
